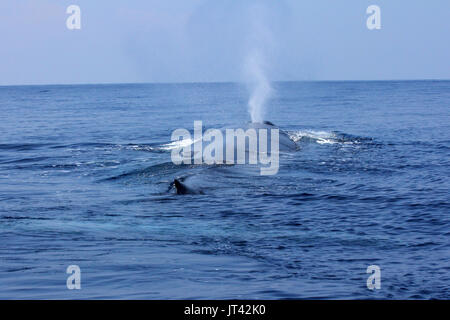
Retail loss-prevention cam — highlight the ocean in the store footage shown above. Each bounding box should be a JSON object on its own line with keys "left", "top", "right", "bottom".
{"left": 0, "top": 81, "right": 449, "bottom": 299}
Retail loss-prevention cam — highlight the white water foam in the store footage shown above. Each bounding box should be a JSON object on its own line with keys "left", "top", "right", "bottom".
{"left": 159, "top": 138, "right": 196, "bottom": 151}
{"left": 287, "top": 130, "right": 356, "bottom": 145}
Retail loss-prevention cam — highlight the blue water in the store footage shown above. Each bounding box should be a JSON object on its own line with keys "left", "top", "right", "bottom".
{"left": 0, "top": 81, "right": 449, "bottom": 299}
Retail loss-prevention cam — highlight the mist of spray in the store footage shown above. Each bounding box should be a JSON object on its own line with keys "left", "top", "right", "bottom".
{"left": 243, "top": 3, "right": 274, "bottom": 124}
{"left": 245, "top": 51, "right": 273, "bottom": 123}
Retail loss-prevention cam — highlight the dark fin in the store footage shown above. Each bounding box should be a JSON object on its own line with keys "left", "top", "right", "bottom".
{"left": 174, "top": 179, "right": 188, "bottom": 195}
{"left": 263, "top": 120, "right": 275, "bottom": 126}
{"left": 173, "top": 178, "right": 203, "bottom": 195}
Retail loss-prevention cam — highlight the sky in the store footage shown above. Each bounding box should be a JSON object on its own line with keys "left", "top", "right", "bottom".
{"left": 0, "top": 0, "right": 449, "bottom": 85}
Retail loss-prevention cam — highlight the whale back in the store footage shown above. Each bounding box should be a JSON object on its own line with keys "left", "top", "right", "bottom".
{"left": 194, "top": 121, "right": 296, "bottom": 163}
{"left": 169, "top": 120, "right": 298, "bottom": 168}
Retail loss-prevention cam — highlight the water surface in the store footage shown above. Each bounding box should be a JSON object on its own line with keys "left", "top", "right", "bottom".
{"left": 0, "top": 81, "right": 449, "bottom": 299}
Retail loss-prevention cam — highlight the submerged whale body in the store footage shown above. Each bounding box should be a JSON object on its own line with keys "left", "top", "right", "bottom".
{"left": 246, "top": 121, "right": 297, "bottom": 152}
{"left": 192, "top": 120, "right": 298, "bottom": 164}
{"left": 171, "top": 121, "right": 298, "bottom": 195}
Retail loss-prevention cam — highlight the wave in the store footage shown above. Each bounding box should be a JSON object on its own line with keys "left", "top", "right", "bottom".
{"left": 0, "top": 143, "right": 55, "bottom": 151}
{"left": 286, "top": 130, "right": 373, "bottom": 145}
{"left": 158, "top": 138, "right": 197, "bottom": 151}
{"left": 100, "top": 161, "right": 188, "bottom": 182}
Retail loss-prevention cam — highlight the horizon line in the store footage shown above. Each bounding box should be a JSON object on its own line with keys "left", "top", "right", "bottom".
{"left": 1, "top": 78, "right": 449, "bottom": 87}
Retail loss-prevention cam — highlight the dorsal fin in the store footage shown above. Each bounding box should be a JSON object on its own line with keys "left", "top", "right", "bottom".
{"left": 174, "top": 179, "right": 188, "bottom": 194}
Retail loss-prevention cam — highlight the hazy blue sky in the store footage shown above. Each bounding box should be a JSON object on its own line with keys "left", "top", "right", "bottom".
{"left": 0, "top": 0, "right": 449, "bottom": 85}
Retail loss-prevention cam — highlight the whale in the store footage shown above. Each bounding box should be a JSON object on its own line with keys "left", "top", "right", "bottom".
{"left": 171, "top": 121, "right": 298, "bottom": 195}
{"left": 173, "top": 178, "right": 203, "bottom": 195}
{"left": 251, "top": 121, "right": 297, "bottom": 152}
